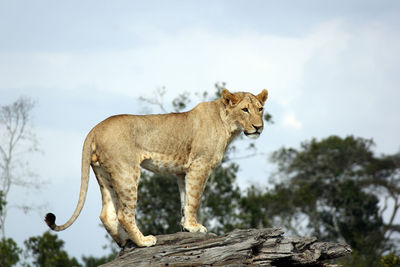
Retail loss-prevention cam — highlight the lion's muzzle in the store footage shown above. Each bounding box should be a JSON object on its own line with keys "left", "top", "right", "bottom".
{"left": 244, "top": 124, "right": 263, "bottom": 139}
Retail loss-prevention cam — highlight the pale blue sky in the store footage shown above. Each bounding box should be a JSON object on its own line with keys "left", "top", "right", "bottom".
{"left": 1, "top": 0, "right": 399, "bottom": 260}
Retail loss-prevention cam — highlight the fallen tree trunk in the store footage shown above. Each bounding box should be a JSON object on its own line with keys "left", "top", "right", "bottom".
{"left": 101, "top": 228, "right": 351, "bottom": 266}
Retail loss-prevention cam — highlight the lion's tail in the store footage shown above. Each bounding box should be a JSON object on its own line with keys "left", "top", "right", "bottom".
{"left": 45, "top": 130, "right": 94, "bottom": 231}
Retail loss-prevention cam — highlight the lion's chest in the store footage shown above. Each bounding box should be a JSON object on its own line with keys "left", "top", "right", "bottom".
{"left": 140, "top": 153, "right": 187, "bottom": 175}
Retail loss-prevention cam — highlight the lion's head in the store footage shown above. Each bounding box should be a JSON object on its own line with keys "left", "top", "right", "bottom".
{"left": 221, "top": 89, "right": 268, "bottom": 139}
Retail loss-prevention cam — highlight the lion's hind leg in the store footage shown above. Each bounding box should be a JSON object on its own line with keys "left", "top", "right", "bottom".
{"left": 93, "top": 166, "right": 130, "bottom": 247}
{"left": 113, "top": 163, "right": 157, "bottom": 247}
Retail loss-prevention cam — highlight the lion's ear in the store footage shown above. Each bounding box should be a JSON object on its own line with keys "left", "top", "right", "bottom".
{"left": 256, "top": 89, "right": 268, "bottom": 105}
{"left": 222, "top": 89, "right": 239, "bottom": 106}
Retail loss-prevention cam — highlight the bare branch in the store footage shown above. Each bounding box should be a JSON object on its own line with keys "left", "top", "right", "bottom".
{"left": 229, "top": 152, "right": 267, "bottom": 161}
{"left": 383, "top": 196, "right": 400, "bottom": 239}
{"left": 0, "top": 96, "right": 41, "bottom": 238}
{"left": 138, "top": 86, "right": 168, "bottom": 113}
{"left": 379, "top": 195, "right": 389, "bottom": 218}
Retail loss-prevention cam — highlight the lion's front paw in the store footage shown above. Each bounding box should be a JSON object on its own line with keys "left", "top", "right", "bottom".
{"left": 138, "top": 235, "right": 157, "bottom": 247}
{"left": 183, "top": 223, "right": 207, "bottom": 233}
{"left": 198, "top": 224, "right": 207, "bottom": 233}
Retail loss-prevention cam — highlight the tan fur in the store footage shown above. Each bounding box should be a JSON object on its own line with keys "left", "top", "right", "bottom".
{"left": 45, "top": 89, "right": 268, "bottom": 247}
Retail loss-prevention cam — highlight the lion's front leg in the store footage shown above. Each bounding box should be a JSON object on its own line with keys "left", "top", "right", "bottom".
{"left": 181, "top": 164, "right": 212, "bottom": 233}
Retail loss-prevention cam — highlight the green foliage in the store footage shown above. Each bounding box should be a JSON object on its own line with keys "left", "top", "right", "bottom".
{"left": 0, "top": 223, "right": 117, "bottom": 267}
{"left": 380, "top": 253, "right": 400, "bottom": 267}
{"left": 239, "top": 185, "right": 271, "bottom": 229}
{"left": 268, "top": 135, "right": 399, "bottom": 265}
{"left": 137, "top": 162, "right": 243, "bottom": 235}
{"left": 202, "top": 162, "right": 242, "bottom": 234}
{"left": 172, "top": 91, "right": 191, "bottom": 112}
{"left": 0, "top": 191, "right": 20, "bottom": 267}
{"left": 338, "top": 251, "right": 380, "bottom": 267}
{"left": 0, "top": 190, "right": 5, "bottom": 233}
{"left": 239, "top": 184, "right": 300, "bottom": 230}
{"left": 81, "top": 254, "right": 115, "bottom": 267}
{"left": 81, "top": 232, "right": 117, "bottom": 267}
{"left": 24, "top": 231, "right": 80, "bottom": 267}
{"left": 213, "top": 81, "right": 225, "bottom": 98}
{"left": 137, "top": 172, "right": 182, "bottom": 235}
{"left": 0, "top": 237, "right": 22, "bottom": 267}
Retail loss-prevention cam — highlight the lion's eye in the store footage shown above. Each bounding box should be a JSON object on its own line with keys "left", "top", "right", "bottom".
{"left": 242, "top": 108, "right": 249, "bottom": 113}
{"left": 259, "top": 107, "right": 263, "bottom": 112}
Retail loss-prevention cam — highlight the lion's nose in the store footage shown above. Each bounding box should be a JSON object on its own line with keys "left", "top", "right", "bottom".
{"left": 253, "top": 124, "right": 263, "bottom": 131}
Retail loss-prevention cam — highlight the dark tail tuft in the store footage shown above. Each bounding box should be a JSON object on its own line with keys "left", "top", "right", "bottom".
{"left": 45, "top": 213, "right": 56, "bottom": 230}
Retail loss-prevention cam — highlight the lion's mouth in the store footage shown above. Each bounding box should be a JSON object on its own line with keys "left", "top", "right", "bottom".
{"left": 244, "top": 131, "right": 261, "bottom": 139}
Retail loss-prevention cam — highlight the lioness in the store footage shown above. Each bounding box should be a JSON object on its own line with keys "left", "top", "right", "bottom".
{"left": 45, "top": 89, "right": 268, "bottom": 247}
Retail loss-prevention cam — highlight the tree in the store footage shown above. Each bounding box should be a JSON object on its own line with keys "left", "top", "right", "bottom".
{"left": 137, "top": 172, "right": 182, "bottom": 235}
{"left": 81, "top": 227, "right": 118, "bottom": 267}
{"left": 24, "top": 231, "right": 80, "bottom": 267}
{"left": 0, "top": 97, "right": 42, "bottom": 239}
{"left": 0, "top": 190, "right": 5, "bottom": 235}
{"left": 364, "top": 152, "right": 400, "bottom": 244}
{"left": 264, "top": 135, "right": 399, "bottom": 266}
{"left": 380, "top": 253, "right": 400, "bottom": 267}
{"left": 0, "top": 191, "right": 22, "bottom": 266}
{"left": 136, "top": 161, "right": 242, "bottom": 236}
{"left": 0, "top": 237, "right": 21, "bottom": 267}
{"left": 200, "top": 161, "right": 242, "bottom": 234}
{"left": 81, "top": 254, "right": 115, "bottom": 267}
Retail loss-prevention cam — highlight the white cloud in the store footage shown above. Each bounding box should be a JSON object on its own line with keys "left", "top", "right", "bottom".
{"left": 295, "top": 20, "right": 400, "bottom": 153}
{"left": 283, "top": 111, "right": 303, "bottom": 130}
{"left": 0, "top": 19, "right": 358, "bottom": 103}
{"left": 0, "top": 27, "right": 307, "bottom": 108}
{"left": 1, "top": 18, "right": 399, "bottom": 153}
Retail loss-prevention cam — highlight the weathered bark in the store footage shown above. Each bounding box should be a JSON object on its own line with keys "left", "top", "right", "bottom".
{"left": 101, "top": 228, "right": 351, "bottom": 267}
